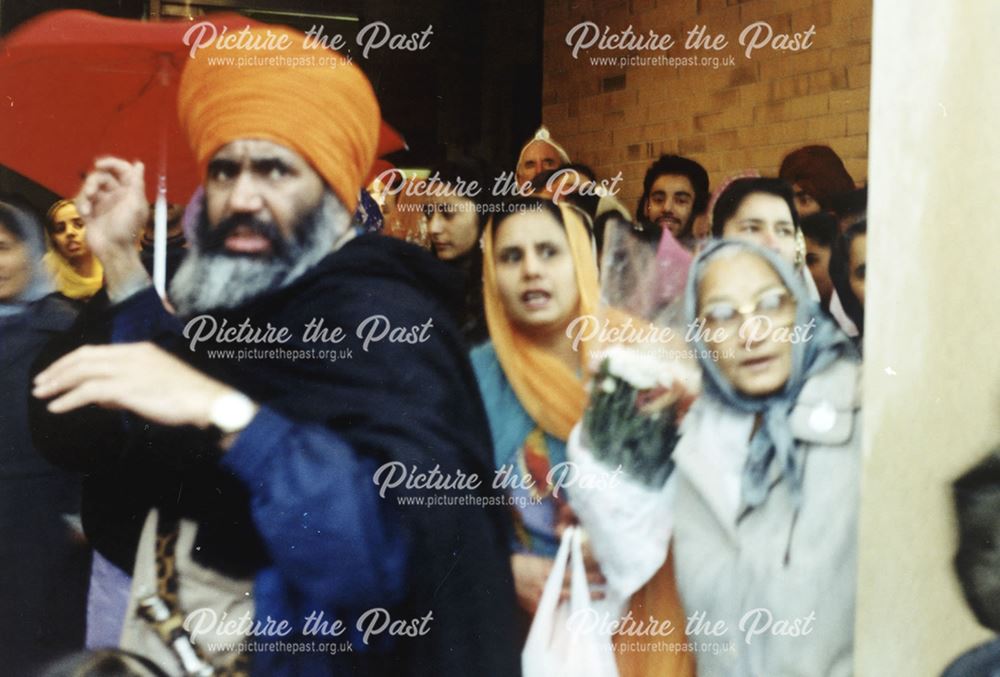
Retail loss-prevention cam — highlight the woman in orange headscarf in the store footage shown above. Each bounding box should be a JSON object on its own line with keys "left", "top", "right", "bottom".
{"left": 471, "top": 197, "right": 694, "bottom": 676}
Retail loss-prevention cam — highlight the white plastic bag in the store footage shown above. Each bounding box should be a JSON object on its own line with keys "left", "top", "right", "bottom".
{"left": 522, "top": 526, "right": 620, "bottom": 677}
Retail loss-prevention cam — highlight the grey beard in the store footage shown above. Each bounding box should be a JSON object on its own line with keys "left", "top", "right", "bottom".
{"left": 168, "top": 191, "right": 351, "bottom": 318}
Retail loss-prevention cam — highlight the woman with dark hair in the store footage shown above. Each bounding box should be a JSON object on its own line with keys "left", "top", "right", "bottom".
{"left": 472, "top": 198, "right": 598, "bottom": 595}
{"left": 711, "top": 177, "right": 801, "bottom": 263}
{"left": 426, "top": 157, "right": 494, "bottom": 346}
{"left": 0, "top": 200, "right": 89, "bottom": 675}
{"left": 471, "top": 197, "right": 693, "bottom": 675}
{"left": 829, "top": 220, "right": 867, "bottom": 341}
{"left": 799, "top": 211, "right": 840, "bottom": 308}
{"left": 45, "top": 199, "right": 103, "bottom": 300}
{"left": 709, "top": 176, "right": 838, "bottom": 309}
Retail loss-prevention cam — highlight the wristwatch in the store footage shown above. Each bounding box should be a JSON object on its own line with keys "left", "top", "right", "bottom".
{"left": 208, "top": 391, "right": 257, "bottom": 435}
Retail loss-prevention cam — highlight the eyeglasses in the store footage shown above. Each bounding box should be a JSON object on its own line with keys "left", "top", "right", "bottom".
{"left": 699, "top": 287, "right": 796, "bottom": 335}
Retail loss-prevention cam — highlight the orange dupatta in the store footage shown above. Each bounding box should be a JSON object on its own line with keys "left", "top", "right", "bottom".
{"left": 480, "top": 202, "right": 599, "bottom": 441}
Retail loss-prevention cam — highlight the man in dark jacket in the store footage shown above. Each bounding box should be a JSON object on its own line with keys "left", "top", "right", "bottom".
{"left": 30, "top": 24, "right": 518, "bottom": 676}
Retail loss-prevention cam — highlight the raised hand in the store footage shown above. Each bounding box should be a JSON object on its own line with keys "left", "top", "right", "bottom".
{"left": 32, "top": 342, "right": 245, "bottom": 431}
{"left": 75, "top": 157, "right": 152, "bottom": 301}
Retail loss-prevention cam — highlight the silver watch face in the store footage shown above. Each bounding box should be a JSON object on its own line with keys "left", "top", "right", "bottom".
{"left": 211, "top": 393, "right": 255, "bottom": 433}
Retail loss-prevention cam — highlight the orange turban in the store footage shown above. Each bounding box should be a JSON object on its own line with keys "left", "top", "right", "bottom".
{"left": 177, "top": 26, "right": 379, "bottom": 212}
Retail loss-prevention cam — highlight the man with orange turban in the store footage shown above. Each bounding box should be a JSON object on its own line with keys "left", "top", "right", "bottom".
{"left": 31, "top": 25, "right": 518, "bottom": 676}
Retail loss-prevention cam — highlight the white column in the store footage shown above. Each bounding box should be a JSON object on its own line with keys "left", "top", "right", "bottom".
{"left": 856, "top": 1, "right": 1000, "bottom": 674}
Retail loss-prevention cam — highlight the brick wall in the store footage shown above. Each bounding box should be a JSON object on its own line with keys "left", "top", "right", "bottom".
{"left": 541, "top": 0, "right": 871, "bottom": 212}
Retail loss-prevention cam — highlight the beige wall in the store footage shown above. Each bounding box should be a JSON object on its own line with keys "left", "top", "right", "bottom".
{"left": 855, "top": 1, "right": 1000, "bottom": 674}
{"left": 542, "top": 0, "right": 871, "bottom": 209}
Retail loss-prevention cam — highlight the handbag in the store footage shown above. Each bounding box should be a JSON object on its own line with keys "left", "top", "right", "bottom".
{"left": 118, "top": 509, "right": 254, "bottom": 676}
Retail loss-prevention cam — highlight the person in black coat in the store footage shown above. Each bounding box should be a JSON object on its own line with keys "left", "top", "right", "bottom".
{"left": 0, "top": 200, "right": 89, "bottom": 675}
{"left": 28, "top": 25, "right": 520, "bottom": 676}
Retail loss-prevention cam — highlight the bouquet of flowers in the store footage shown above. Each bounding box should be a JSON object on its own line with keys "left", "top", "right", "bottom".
{"left": 566, "top": 219, "right": 701, "bottom": 599}
{"left": 582, "top": 346, "right": 697, "bottom": 488}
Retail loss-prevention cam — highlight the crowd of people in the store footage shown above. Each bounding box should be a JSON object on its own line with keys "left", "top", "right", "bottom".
{"left": 1, "top": 19, "right": 883, "bottom": 677}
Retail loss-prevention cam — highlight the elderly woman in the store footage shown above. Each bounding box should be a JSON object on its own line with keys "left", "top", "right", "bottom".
{"left": 471, "top": 197, "right": 693, "bottom": 675}
{"left": 573, "top": 238, "right": 860, "bottom": 675}
{"left": 671, "top": 239, "right": 861, "bottom": 675}
{"left": 653, "top": 238, "right": 861, "bottom": 675}
{"left": 0, "top": 200, "right": 89, "bottom": 674}
{"left": 45, "top": 199, "right": 103, "bottom": 300}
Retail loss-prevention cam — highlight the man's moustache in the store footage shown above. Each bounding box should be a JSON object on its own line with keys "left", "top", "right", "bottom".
{"left": 200, "top": 216, "right": 287, "bottom": 257}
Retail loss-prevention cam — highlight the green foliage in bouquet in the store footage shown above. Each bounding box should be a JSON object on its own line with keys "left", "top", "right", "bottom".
{"left": 582, "top": 356, "right": 681, "bottom": 488}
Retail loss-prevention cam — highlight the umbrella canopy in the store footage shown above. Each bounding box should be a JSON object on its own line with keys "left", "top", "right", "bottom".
{"left": 0, "top": 9, "right": 407, "bottom": 204}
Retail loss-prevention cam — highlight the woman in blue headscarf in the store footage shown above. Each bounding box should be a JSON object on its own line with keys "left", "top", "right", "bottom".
{"left": 670, "top": 238, "right": 861, "bottom": 676}
{"left": 0, "top": 200, "right": 89, "bottom": 674}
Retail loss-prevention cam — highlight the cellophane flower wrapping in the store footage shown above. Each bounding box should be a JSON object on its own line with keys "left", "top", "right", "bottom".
{"left": 568, "top": 218, "right": 701, "bottom": 599}
{"left": 579, "top": 217, "right": 701, "bottom": 486}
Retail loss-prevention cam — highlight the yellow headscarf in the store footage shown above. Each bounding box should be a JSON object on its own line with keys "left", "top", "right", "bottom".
{"left": 481, "top": 202, "right": 599, "bottom": 440}
{"left": 42, "top": 250, "right": 103, "bottom": 300}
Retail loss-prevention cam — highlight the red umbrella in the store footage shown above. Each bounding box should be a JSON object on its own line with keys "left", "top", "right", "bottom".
{"left": 0, "top": 10, "right": 406, "bottom": 292}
